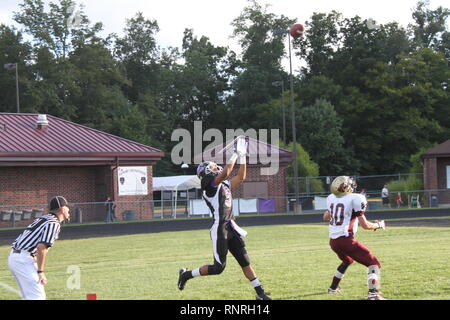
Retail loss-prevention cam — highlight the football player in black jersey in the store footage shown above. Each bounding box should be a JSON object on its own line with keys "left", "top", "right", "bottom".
{"left": 177, "top": 139, "right": 271, "bottom": 300}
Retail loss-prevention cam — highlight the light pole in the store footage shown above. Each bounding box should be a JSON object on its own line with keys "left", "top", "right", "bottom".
{"left": 273, "top": 24, "right": 303, "bottom": 213}
{"left": 271, "top": 80, "right": 286, "bottom": 144}
{"left": 4, "top": 63, "right": 20, "bottom": 113}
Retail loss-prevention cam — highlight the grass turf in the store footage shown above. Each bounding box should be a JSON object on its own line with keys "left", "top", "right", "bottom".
{"left": 0, "top": 223, "right": 449, "bottom": 300}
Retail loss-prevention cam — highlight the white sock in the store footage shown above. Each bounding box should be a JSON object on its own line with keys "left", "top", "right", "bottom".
{"left": 250, "top": 278, "right": 261, "bottom": 288}
{"left": 191, "top": 268, "right": 201, "bottom": 277}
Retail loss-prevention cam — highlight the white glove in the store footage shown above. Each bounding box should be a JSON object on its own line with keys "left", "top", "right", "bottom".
{"left": 376, "top": 220, "right": 385, "bottom": 230}
{"left": 235, "top": 136, "right": 248, "bottom": 163}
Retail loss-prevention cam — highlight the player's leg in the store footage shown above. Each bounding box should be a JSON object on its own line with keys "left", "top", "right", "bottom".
{"left": 328, "top": 238, "right": 354, "bottom": 293}
{"left": 347, "top": 239, "right": 384, "bottom": 300}
{"left": 328, "top": 262, "right": 350, "bottom": 293}
{"left": 228, "top": 233, "right": 271, "bottom": 300}
{"left": 178, "top": 225, "right": 228, "bottom": 290}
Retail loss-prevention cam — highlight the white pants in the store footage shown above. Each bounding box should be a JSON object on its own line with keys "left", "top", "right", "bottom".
{"left": 8, "top": 250, "right": 46, "bottom": 300}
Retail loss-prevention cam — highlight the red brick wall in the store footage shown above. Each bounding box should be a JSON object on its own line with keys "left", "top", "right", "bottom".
{"left": 229, "top": 164, "right": 288, "bottom": 212}
{"left": 423, "top": 158, "right": 438, "bottom": 190}
{"left": 0, "top": 165, "right": 155, "bottom": 226}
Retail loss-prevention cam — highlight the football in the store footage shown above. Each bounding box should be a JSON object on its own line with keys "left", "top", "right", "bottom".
{"left": 290, "top": 23, "right": 305, "bottom": 39}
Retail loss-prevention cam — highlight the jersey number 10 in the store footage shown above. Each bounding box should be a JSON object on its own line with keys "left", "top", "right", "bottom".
{"left": 329, "top": 203, "right": 345, "bottom": 226}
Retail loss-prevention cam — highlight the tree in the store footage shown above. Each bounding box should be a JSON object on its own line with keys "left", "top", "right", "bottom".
{"left": 356, "top": 48, "right": 450, "bottom": 173}
{"left": 280, "top": 141, "right": 324, "bottom": 193}
{"left": 113, "top": 12, "right": 160, "bottom": 103}
{"left": 294, "top": 11, "right": 342, "bottom": 77}
{"left": 229, "top": 0, "right": 295, "bottom": 129}
{"left": 297, "top": 99, "right": 356, "bottom": 175}
{"left": 68, "top": 41, "right": 131, "bottom": 132}
{"left": 410, "top": 0, "right": 450, "bottom": 50}
{"left": 12, "top": 0, "right": 106, "bottom": 120}
{"left": 0, "top": 25, "right": 33, "bottom": 113}
{"left": 176, "top": 29, "right": 235, "bottom": 131}
{"left": 14, "top": 0, "right": 102, "bottom": 59}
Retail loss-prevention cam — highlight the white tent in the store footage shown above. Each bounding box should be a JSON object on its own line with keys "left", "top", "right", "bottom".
{"left": 153, "top": 175, "right": 200, "bottom": 191}
{"left": 153, "top": 175, "right": 201, "bottom": 217}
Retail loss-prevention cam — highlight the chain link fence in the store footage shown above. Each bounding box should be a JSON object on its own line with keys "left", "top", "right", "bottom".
{"left": 0, "top": 173, "right": 448, "bottom": 229}
{"left": 287, "top": 173, "right": 425, "bottom": 196}
{"left": 1, "top": 190, "right": 449, "bottom": 229}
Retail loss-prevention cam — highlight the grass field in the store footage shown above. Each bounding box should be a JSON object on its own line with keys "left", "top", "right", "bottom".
{"left": 0, "top": 222, "right": 449, "bottom": 300}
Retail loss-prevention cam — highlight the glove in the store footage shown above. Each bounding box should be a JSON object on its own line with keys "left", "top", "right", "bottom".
{"left": 375, "top": 220, "right": 385, "bottom": 230}
{"left": 235, "top": 136, "right": 248, "bottom": 163}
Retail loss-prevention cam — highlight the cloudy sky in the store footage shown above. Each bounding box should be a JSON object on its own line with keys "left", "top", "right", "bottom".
{"left": 0, "top": 0, "right": 448, "bottom": 71}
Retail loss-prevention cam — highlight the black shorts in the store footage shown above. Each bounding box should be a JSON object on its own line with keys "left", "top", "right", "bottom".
{"left": 210, "top": 223, "right": 250, "bottom": 268}
{"left": 382, "top": 197, "right": 389, "bottom": 204}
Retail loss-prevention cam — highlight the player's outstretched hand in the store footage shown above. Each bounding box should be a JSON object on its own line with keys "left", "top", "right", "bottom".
{"left": 236, "top": 136, "right": 247, "bottom": 157}
{"left": 375, "top": 220, "right": 385, "bottom": 230}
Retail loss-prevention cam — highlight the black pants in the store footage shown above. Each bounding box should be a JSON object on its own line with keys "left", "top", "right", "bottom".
{"left": 208, "top": 222, "right": 250, "bottom": 275}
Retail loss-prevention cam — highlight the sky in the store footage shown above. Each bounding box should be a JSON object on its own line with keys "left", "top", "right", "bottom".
{"left": 0, "top": 0, "right": 448, "bottom": 71}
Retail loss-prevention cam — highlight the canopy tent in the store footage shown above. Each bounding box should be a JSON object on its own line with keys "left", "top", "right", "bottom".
{"left": 152, "top": 175, "right": 201, "bottom": 218}
{"left": 153, "top": 175, "right": 200, "bottom": 191}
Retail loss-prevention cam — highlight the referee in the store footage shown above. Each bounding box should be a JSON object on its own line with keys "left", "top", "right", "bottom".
{"left": 8, "top": 196, "right": 70, "bottom": 300}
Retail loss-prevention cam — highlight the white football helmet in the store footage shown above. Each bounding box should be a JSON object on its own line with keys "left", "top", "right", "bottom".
{"left": 331, "top": 176, "right": 356, "bottom": 197}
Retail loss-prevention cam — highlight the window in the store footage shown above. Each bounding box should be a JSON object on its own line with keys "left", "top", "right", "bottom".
{"left": 447, "top": 166, "right": 450, "bottom": 189}
{"left": 243, "top": 182, "right": 268, "bottom": 198}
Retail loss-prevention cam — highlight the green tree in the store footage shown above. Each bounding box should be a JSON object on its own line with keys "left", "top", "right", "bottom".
{"left": 229, "top": 0, "right": 295, "bottom": 129}
{"left": 175, "top": 29, "right": 235, "bottom": 131}
{"left": 295, "top": 11, "right": 342, "bottom": 76}
{"left": 12, "top": 0, "right": 105, "bottom": 120}
{"left": 113, "top": 12, "right": 160, "bottom": 103}
{"left": 0, "top": 25, "right": 33, "bottom": 113}
{"left": 297, "top": 99, "right": 356, "bottom": 175}
{"left": 280, "top": 141, "right": 324, "bottom": 193}
{"left": 68, "top": 41, "right": 131, "bottom": 132}
{"left": 410, "top": 0, "right": 450, "bottom": 50}
{"left": 14, "top": 0, "right": 102, "bottom": 59}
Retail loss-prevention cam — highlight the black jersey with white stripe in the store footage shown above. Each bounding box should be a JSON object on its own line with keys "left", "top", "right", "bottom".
{"left": 12, "top": 214, "right": 61, "bottom": 254}
{"left": 201, "top": 175, "right": 234, "bottom": 224}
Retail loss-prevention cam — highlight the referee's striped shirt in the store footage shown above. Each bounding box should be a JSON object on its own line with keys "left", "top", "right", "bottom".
{"left": 12, "top": 214, "right": 61, "bottom": 254}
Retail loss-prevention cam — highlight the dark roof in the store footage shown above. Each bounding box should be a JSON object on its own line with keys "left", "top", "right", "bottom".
{"left": 193, "top": 136, "right": 293, "bottom": 165}
{"left": 422, "top": 139, "right": 450, "bottom": 159}
{"left": 0, "top": 113, "right": 164, "bottom": 166}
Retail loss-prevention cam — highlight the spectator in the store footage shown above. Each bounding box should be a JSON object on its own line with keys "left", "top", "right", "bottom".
{"left": 105, "top": 197, "right": 116, "bottom": 222}
{"left": 395, "top": 192, "right": 403, "bottom": 208}
{"left": 381, "top": 184, "right": 390, "bottom": 208}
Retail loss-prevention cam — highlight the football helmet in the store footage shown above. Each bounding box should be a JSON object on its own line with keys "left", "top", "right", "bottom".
{"left": 196, "top": 161, "right": 223, "bottom": 179}
{"left": 330, "top": 176, "right": 356, "bottom": 197}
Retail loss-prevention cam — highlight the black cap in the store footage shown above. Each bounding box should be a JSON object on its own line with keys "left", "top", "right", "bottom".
{"left": 49, "top": 196, "right": 69, "bottom": 212}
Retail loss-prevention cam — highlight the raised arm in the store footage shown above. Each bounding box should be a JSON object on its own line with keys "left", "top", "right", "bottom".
{"left": 231, "top": 160, "right": 246, "bottom": 190}
{"left": 214, "top": 153, "right": 239, "bottom": 186}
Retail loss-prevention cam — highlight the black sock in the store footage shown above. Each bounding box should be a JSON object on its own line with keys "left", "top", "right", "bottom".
{"left": 330, "top": 263, "right": 349, "bottom": 289}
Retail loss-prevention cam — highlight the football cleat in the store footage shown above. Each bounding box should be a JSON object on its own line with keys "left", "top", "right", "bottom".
{"left": 178, "top": 268, "right": 189, "bottom": 291}
{"left": 327, "top": 287, "right": 342, "bottom": 294}
{"left": 368, "top": 290, "right": 386, "bottom": 300}
{"left": 256, "top": 292, "right": 272, "bottom": 300}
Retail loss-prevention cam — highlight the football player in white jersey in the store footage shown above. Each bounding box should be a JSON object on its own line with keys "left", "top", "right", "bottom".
{"left": 323, "top": 176, "right": 386, "bottom": 300}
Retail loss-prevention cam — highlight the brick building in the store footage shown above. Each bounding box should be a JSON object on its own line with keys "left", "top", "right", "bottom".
{"left": 195, "top": 136, "right": 293, "bottom": 212}
{"left": 422, "top": 139, "right": 450, "bottom": 205}
{"left": 0, "top": 113, "right": 163, "bottom": 226}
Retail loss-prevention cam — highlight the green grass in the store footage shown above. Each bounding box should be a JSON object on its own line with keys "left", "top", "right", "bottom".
{"left": 0, "top": 223, "right": 449, "bottom": 300}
